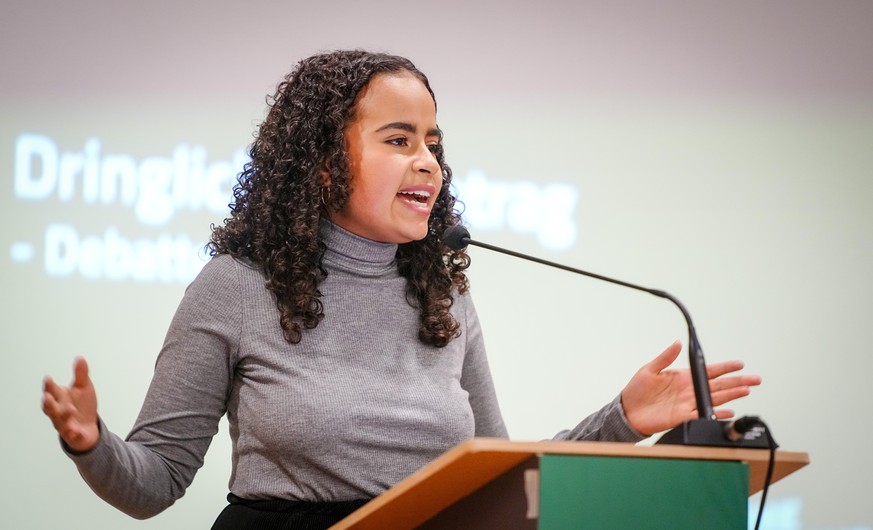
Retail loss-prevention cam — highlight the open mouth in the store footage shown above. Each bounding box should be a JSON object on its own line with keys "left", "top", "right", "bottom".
{"left": 397, "top": 190, "right": 431, "bottom": 205}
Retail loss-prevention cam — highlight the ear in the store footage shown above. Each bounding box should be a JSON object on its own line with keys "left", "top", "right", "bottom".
{"left": 319, "top": 159, "right": 334, "bottom": 212}
{"left": 319, "top": 159, "right": 331, "bottom": 187}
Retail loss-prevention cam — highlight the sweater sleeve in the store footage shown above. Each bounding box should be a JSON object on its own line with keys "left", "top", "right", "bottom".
{"left": 65, "top": 256, "right": 242, "bottom": 519}
{"left": 458, "top": 293, "right": 509, "bottom": 438}
{"left": 551, "top": 395, "right": 647, "bottom": 443}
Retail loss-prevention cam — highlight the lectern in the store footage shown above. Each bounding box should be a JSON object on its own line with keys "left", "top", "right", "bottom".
{"left": 330, "top": 438, "right": 808, "bottom": 530}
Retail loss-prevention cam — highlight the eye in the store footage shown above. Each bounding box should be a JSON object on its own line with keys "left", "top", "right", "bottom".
{"left": 387, "top": 137, "right": 409, "bottom": 147}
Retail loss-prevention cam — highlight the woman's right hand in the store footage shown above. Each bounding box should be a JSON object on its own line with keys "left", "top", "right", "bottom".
{"left": 43, "top": 357, "right": 100, "bottom": 453}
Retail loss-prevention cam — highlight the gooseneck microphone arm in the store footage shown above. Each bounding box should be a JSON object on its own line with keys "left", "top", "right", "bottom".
{"left": 443, "top": 225, "right": 716, "bottom": 421}
{"left": 444, "top": 226, "right": 778, "bottom": 528}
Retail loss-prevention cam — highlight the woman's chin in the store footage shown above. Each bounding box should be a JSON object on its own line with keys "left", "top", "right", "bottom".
{"left": 398, "top": 224, "right": 430, "bottom": 244}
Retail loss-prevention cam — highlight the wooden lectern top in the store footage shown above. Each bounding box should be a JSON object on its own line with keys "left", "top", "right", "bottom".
{"left": 331, "top": 438, "right": 809, "bottom": 530}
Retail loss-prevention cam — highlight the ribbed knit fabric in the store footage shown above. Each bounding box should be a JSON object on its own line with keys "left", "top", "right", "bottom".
{"left": 66, "top": 221, "right": 643, "bottom": 520}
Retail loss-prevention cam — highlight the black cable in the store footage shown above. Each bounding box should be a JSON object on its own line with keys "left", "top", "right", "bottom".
{"left": 753, "top": 420, "right": 777, "bottom": 530}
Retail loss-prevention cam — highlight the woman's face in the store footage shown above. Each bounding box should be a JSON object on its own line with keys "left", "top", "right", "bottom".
{"left": 330, "top": 72, "right": 443, "bottom": 244}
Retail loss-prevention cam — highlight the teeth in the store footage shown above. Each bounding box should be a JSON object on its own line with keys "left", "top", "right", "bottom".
{"left": 398, "top": 190, "right": 431, "bottom": 202}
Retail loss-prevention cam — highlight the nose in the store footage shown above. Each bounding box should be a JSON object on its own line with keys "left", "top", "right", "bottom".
{"left": 413, "top": 144, "right": 440, "bottom": 174}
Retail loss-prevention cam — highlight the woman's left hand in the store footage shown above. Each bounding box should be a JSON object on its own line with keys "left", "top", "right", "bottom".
{"left": 621, "top": 341, "right": 762, "bottom": 437}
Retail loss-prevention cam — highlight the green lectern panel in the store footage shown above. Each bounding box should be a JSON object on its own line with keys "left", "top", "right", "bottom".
{"left": 539, "top": 455, "right": 748, "bottom": 530}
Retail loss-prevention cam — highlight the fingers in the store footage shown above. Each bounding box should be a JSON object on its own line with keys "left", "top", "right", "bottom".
{"left": 72, "top": 357, "right": 91, "bottom": 390}
{"left": 713, "top": 409, "right": 736, "bottom": 420}
{"left": 705, "top": 360, "right": 746, "bottom": 379}
{"left": 710, "top": 385, "right": 753, "bottom": 407}
{"left": 42, "top": 384, "right": 60, "bottom": 420}
{"left": 709, "top": 374, "right": 761, "bottom": 393}
{"left": 42, "top": 376, "right": 67, "bottom": 418}
{"left": 645, "top": 340, "right": 683, "bottom": 374}
{"left": 43, "top": 375, "right": 60, "bottom": 399}
{"left": 42, "top": 367, "right": 101, "bottom": 452}
{"left": 42, "top": 362, "right": 87, "bottom": 428}
{"left": 42, "top": 384, "right": 74, "bottom": 430}
{"left": 42, "top": 357, "right": 92, "bottom": 417}
{"left": 706, "top": 365, "right": 760, "bottom": 406}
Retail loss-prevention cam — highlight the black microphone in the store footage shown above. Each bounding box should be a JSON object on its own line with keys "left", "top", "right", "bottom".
{"left": 443, "top": 224, "right": 769, "bottom": 448}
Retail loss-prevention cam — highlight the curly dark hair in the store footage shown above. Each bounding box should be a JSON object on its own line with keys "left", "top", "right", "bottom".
{"left": 208, "top": 50, "right": 470, "bottom": 347}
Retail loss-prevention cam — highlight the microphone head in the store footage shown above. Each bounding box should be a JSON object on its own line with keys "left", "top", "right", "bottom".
{"left": 442, "top": 225, "right": 471, "bottom": 250}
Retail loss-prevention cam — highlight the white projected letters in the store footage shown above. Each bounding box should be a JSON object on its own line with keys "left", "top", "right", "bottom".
{"left": 10, "top": 132, "right": 246, "bottom": 284}
{"left": 453, "top": 168, "right": 579, "bottom": 251}
{"left": 44, "top": 224, "right": 206, "bottom": 283}
{"left": 14, "top": 133, "right": 246, "bottom": 225}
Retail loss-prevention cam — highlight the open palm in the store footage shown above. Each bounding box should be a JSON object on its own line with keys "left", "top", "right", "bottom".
{"left": 42, "top": 357, "right": 100, "bottom": 453}
{"left": 621, "top": 341, "right": 761, "bottom": 436}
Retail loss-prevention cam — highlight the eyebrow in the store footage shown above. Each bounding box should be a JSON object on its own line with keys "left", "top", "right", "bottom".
{"left": 375, "top": 122, "right": 443, "bottom": 140}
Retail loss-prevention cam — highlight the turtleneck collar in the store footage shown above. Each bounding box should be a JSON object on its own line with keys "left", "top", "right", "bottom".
{"left": 319, "top": 219, "right": 398, "bottom": 276}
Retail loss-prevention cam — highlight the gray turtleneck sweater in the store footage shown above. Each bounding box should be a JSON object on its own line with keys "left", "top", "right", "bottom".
{"left": 66, "top": 222, "right": 643, "bottom": 519}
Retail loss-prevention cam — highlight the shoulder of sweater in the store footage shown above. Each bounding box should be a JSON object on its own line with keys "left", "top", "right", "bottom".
{"left": 186, "top": 254, "right": 263, "bottom": 295}
{"left": 201, "top": 253, "right": 260, "bottom": 277}
{"left": 451, "top": 287, "right": 476, "bottom": 320}
{"left": 453, "top": 287, "right": 474, "bottom": 306}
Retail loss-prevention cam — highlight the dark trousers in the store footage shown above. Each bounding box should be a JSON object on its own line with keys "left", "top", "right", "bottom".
{"left": 211, "top": 493, "right": 370, "bottom": 530}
